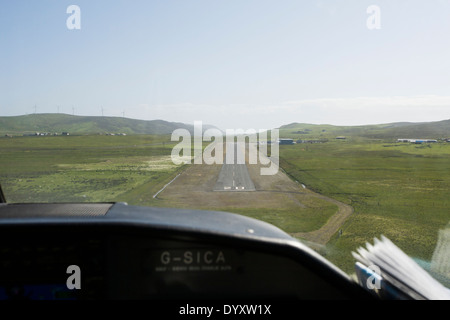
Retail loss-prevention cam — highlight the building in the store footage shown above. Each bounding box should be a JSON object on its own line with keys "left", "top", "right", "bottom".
{"left": 397, "top": 139, "right": 437, "bottom": 144}
{"left": 278, "top": 139, "right": 294, "bottom": 145}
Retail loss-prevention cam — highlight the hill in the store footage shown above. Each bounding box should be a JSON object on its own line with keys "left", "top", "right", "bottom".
{"left": 278, "top": 120, "right": 450, "bottom": 140}
{"left": 0, "top": 114, "right": 217, "bottom": 135}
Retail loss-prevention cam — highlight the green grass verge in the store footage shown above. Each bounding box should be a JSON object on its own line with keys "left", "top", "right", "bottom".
{"left": 208, "top": 205, "right": 337, "bottom": 234}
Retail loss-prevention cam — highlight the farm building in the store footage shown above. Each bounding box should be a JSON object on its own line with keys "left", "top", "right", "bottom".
{"left": 397, "top": 139, "right": 437, "bottom": 144}
{"left": 278, "top": 139, "right": 294, "bottom": 145}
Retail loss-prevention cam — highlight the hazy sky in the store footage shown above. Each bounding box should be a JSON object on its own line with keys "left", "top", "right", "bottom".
{"left": 1, "top": 0, "right": 450, "bottom": 130}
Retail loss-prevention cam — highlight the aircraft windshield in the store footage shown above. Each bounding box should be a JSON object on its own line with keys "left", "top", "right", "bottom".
{"left": 0, "top": 0, "right": 449, "bottom": 292}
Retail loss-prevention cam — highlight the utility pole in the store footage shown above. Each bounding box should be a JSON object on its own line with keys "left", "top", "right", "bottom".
{"left": 101, "top": 106, "right": 104, "bottom": 117}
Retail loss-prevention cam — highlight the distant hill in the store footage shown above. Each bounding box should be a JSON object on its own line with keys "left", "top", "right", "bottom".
{"left": 2, "top": 114, "right": 449, "bottom": 139}
{"left": 376, "top": 119, "right": 450, "bottom": 139}
{"left": 279, "top": 119, "right": 450, "bottom": 140}
{"left": 0, "top": 114, "right": 218, "bottom": 135}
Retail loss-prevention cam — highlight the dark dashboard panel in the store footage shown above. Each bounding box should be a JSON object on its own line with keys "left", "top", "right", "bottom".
{"left": 0, "top": 229, "right": 106, "bottom": 300}
{"left": 0, "top": 203, "right": 373, "bottom": 300}
{"left": 106, "top": 232, "right": 348, "bottom": 299}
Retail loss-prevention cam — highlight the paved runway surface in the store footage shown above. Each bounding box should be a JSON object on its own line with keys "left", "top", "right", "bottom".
{"left": 213, "top": 142, "right": 256, "bottom": 191}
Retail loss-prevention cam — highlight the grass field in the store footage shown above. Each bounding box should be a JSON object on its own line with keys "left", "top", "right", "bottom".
{"left": 279, "top": 139, "right": 450, "bottom": 273}
{"left": 224, "top": 205, "right": 337, "bottom": 234}
{"left": 0, "top": 134, "right": 183, "bottom": 203}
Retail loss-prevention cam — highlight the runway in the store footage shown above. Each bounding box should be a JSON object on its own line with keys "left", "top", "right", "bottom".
{"left": 213, "top": 142, "right": 256, "bottom": 192}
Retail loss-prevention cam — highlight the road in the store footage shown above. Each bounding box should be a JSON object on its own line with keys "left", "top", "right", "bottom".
{"left": 213, "top": 142, "right": 256, "bottom": 191}
{"left": 291, "top": 195, "right": 354, "bottom": 246}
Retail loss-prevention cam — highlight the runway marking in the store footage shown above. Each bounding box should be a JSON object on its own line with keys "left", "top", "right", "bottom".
{"left": 213, "top": 142, "right": 256, "bottom": 192}
{"left": 153, "top": 173, "right": 181, "bottom": 198}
